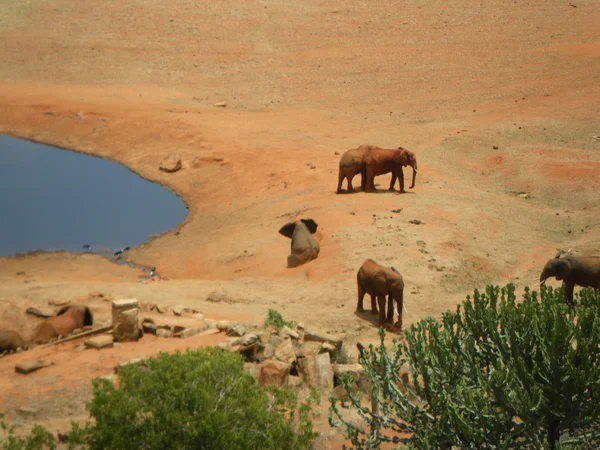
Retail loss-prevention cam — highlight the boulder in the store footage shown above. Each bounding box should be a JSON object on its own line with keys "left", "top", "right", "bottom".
{"left": 303, "top": 330, "right": 343, "bottom": 348}
{"left": 280, "top": 326, "right": 300, "bottom": 340}
{"left": 274, "top": 338, "right": 296, "bottom": 364}
{"left": 179, "top": 321, "right": 210, "bottom": 339}
{"left": 112, "top": 299, "right": 140, "bottom": 342}
{"left": 216, "top": 320, "right": 231, "bottom": 332}
{"left": 297, "top": 352, "right": 334, "bottom": 390}
{"left": 85, "top": 335, "right": 114, "bottom": 349}
{"left": 159, "top": 153, "right": 182, "bottom": 173}
{"left": 259, "top": 360, "right": 290, "bottom": 386}
{"left": 337, "top": 340, "right": 360, "bottom": 364}
{"left": 15, "top": 360, "right": 53, "bottom": 375}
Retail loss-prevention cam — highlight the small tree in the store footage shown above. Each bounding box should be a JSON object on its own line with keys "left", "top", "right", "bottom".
{"left": 330, "top": 285, "right": 600, "bottom": 449}
{"left": 70, "top": 347, "right": 317, "bottom": 449}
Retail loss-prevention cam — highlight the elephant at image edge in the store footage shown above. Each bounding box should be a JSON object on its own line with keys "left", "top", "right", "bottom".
{"left": 0, "top": 330, "right": 26, "bottom": 352}
{"left": 540, "top": 255, "right": 600, "bottom": 304}
{"left": 31, "top": 305, "right": 94, "bottom": 344}
{"left": 336, "top": 145, "right": 377, "bottom": 193}
{"left": 278, "top": 218, "right": 320, "bottom": 268}
{"left": 356, "top": 259, "right": 404, "bottom": 329}
{"left": 362, "top": 147, "right": 418, "bottom": 193}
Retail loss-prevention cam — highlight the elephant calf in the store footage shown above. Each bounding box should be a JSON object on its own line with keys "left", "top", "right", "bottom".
{"left": 278, "top": 219, "right": 320, "bottom": 268}
{"left": 540, "top": 255, "right": 600, "bottom": 305}
{"left": 356, "top": 259, "right": 404, "bottom": 330}
{"left": 31, "top": 305, "right": 94, "bottom": 344}
{"left": 0, "top": 330, "right": 26, "bottom": 353}
{"left": 336, "top": 145, "right": 377, "bottom": 193}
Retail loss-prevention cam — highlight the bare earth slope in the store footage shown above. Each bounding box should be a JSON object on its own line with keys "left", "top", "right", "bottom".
{"left": 0, "top": 0, "right": 599, "bottom": 442}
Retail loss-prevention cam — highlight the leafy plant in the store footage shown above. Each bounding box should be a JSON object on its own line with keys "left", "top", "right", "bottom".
{"left": 330, "top": 284, "right": 600, "bottom": 449}
{"left": 1, "top": 418, "right": 56, "bottom": 450}
{"left": 72, "top": 347, "right": 317, "bottom": 449}
{"left": 264, "top": 308, "right": 295, "bottom": 331}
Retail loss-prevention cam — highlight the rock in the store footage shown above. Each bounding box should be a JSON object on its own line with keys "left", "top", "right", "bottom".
{"left": 244, "top": 362, "right": 261, "bottom": 380}
{"left": 214, "top": 101, "right": 227, "bottom": 107}
{"left": 156, "top": 305, "right": 169, "bottom": 314}
{"left": 320, "top": 342, "right": 336, "bottom": 355}
{"left": 25, "top": 306, "right": 52, "bottom": 318}
{"left": 206, "top": 292, "right": 238, "bottom": 304}
{"left": 297, "top": 352, "right": 334, "bottom": 390}
{"left": 216, "top": 320, "right": 231, "bottom": 332}
{"left": 303, "top": 330, "right": 343, "bottom": 348}
{"left": 280, "top": 326, "right": 299, "bottom": 340}
{"left": 112, "top": 299, "right": 140, "bottom": 342}
{"left": 179, "top": 321, "right": 210, "bottom": 339}
{"left": 156, "top": 328, "right": 171, "bottom": 338}
{"left": 259, "top": 360, "right": 290, "bottom": 386}
{"left": 274, "top": 338, "right": 296, "bottom": 364}
{"left": 142, "top": 322, "right": 158, "bottom": 334}
{"left": 337, "top": 340, "right": 360, "bottom": 364}
{"left": 295, "top": 340, "right": 323, "bottom": 358}
{"left": 193, "top": 313, "right": 206, "bottom": 321}
{"left": 115, "top": 357, "right": 144, "bottom": 372}
{"left": 518, "top": 192, "right": 530, "bottom": 199}
{"left": 227, "top": 323, "right": 247, "bottom": 337}
{"left": 408, "top": 219, "right": 423, "bottom": 225}
{"left": 241, "top": 333, "right": 259, "bottom": 346}
{"left": 159, "top": 153, "right": 182, "bottom": 173}
{"left": 85, "top": 335, "right": 114, "bottom": 349}
{"left": 17, "top": 407, "right": 38, "bottom": 416}
{"left": 15, "top": 360, "right": 54, "bottom": 374}
{"left": 493, "top": 145, "right": 499, "bottom": 149}
{"left": 173, "top": 306, "right": 183, "bottom": 316}
{"left": 287, "top": 375, "right": 303, "bottom": 388}
{"left": 48, "top": 298, "right": 70, "bottom": 307}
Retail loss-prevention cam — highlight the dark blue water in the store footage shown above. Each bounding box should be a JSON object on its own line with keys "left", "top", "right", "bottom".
{"left": 0, "top": 136, "right": 188, "bottom": 257}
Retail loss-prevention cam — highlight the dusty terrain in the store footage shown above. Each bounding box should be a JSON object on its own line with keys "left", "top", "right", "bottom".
{"left": 0, "top": 0, "right": 599, "bottom": 444}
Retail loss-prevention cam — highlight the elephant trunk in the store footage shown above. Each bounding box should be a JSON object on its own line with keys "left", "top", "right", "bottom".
{"left": 540, "top": 270, "right": 551, "bottom": 289}
{"left": 409, "top": 161, "right": 417, "bottom": 189}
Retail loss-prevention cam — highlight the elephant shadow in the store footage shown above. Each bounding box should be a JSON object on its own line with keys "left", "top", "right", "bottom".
{"left": 353, "top": 309, "right": 402, "bottom": 334}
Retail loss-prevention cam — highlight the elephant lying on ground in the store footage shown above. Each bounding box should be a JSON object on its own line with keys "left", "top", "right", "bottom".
{"left": 363, "top": 147, "right": 418, "bottom": 193}
{"left": 31, "top": 305, "right": 94, "bottom": 344}
{"left": 336, "top": 145, "right": 377, "bottom": 193}
{"left": 540, "top": 255, "right": 600, "bottom": 305}
{"left": 356, "top": 259, "right": 404, "bottom": 330}
{"left": 278, "top": 219, "right": 320, "bottom": 268}
{"left": 0, "top": 330, "right": 26, "bottom": 352}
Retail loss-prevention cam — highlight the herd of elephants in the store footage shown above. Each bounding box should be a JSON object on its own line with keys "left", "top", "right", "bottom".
{"left": 1, "top": 145, "right": 599, "bottom": 353}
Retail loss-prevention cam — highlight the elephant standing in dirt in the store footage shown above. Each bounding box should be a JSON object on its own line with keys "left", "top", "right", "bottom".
{"left": 31, "top": 305, "right": 93, "bottom": 344}
{"left": 336, "top": 145, "right": 377, "bottom": 193}
{"left": 540, "top": 255, "right": 600, "bottom": 305}
{"left": 356, "top": 259, "right": 404, "bottom": 330}
{"left": 278, "top": 219, "right": 320, "bottom": 268}
{"left": 363, "top": 147, "right": 418, "bottom": 193}
{"left": 0, "top": 330, "right": 26, "bottom": 352}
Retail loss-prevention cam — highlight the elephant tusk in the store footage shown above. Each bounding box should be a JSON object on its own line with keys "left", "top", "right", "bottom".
{"left": 403, "top": 303, "right": 408, "bottom": 314}
{"left": 413, "top": 169, "right": 418, "bottom": 174}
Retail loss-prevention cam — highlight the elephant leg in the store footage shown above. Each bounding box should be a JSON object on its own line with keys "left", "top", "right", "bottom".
{"left": 377, "top": 295, "right": 387, "bottom": 326}
{"left": 395, "top": 289, "right": 404, "bottom": 332}
{"left": 564, "top": 281, "right": 575, "bottom": 305}
{"left": 356, "top": 280, "right": 366, "bottom": 312}
{"left": 287, "top": 253, "right": 306, "bottom": 268}
{"left": 370, "top": 295, "right": 378, "bottom": 314}
{"left": 386, "top": 294, "right": 395, "bottom": 323}
{"left": 365, "top": 167, "right": 375, "bottom": 192}
{"left": 337, "top": 171, "right": 344, "bottom": 193}
{"left": 398, "top": 168, "right": 405, "bottom": 193}
{"left": 347, "top": 174, "right": 356, "bottom": 193}
{"left": 389, "top": 173, "right": 397, "bottom": 191}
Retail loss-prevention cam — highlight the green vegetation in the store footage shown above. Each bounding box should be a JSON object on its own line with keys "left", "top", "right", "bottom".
{"left": 0, "top": 419, "right": 56, "bottom": 450}
{"left": 331, "top": 285, "right": 600, "bottom": 449}
{"left": 264, "top": 308, "right": 295, "bottom": 331}
{"left": 2, "top": 348, "right": 317, "bottom": 450}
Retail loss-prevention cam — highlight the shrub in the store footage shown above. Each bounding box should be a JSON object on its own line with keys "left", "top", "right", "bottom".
{"left": 71, "top": 347, "right": 317, "bottom": 449}
{"left": 330, "top": 284, "right": 600, "bottom": 449}
{"left": 264, "top": 309, "right": 295, "bottom": 331}
{"left": 0, "top": 419, "right": 56, "bottom": 450}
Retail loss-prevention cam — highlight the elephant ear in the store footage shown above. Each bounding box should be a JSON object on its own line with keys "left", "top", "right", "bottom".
{"left": 55, "top": 305, "right": 72, "bottom": 316}
{"left": 554, "top": 259, "right": 572, "bottom": 280}
{"left": 390, "top": 266, "right": 400, "bottom": 274}
{"left": 278, "top": 222, "right": 296, "bottom": 239}
{"left": 84, "top": 307, "right": 94, "bottom": 326}
{"left": 300, "top": 218, "right": 318, "bottom": 234}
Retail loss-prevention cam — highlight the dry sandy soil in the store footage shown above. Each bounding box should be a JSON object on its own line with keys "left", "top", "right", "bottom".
{"left": 0, "top": 0, "right": 599, "bottom": 445}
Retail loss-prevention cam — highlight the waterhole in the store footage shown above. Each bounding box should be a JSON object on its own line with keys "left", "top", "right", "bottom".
{"left": 0, "top": 136, "right": 188, "bottom": 257}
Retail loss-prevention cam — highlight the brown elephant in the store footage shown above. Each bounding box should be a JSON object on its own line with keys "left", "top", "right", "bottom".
{"left": 336, "top": 145, "right": 377, "bottom": 193}
{"left": 278, "top": 219, "right": 320, "bottom": 268}
{"left": 0, "top": 330, "right": 27, "bottom": 352}
{"left": 540, "top": 255, "right": 600, "bottom": 305}
{"left": 356, "top": 259, "right": 404, "bottom": 330}
{"left": 362, "top": 147, "right": 418, "bottom": 193}
{"left": 31, "top": 305, "right": 94, "bottom": 344}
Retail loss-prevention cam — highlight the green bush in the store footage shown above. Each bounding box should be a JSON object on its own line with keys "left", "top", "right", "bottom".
{"left": 264, "top": 309, "right": 295, "bottom": 331}
{"left": 71, "top": 347, "right": 317, "bottom": 449}
{"left": 0, "top": 418, "right": 56, "bottom": 450}
{"left": 330, "top": 285, "right": 600, "bottom": 449}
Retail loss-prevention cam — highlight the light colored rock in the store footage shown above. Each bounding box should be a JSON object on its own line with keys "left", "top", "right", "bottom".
{"left": 295, "top": 340, "right": 322, "bottom": 358}
{"left": 217, "top": 342, "right": 230, "bottom": 350}
{"left": 304, "top": 330, "right": 343, "bottom": 348}
{"left": 243, "top": 362, "right": 261, "bottom": 380}
{"left": 259, "top": 360, "right": 290, "bottom": 386}
{"left": 159, "top": 153, "right": 182, "bottom": 173}
{"left": 85, "top": 335, "right": 114, "bottom": 349}
{"left": 173, "top": 306, "right": 183, "bottom": 316}
{"left": 179, "top": 321, "right": 210, "bottom": 339}
{"left": 113, "top": 307, "right": 140, "bottom": 342}
{"left": 337, "top": 340, "right": 360, "bottom": 364}
{"left": 112, "top": 298, "right": 139, "bottom": 311}
{"left": 320, "top": 342, "right": 336, "bottom": 354}
{"left": 193, "top": 313, "right": 205, "bottom": 321}
{"left": 214, "top": 101, "right": 227, "bottom": 107}
{"left": 15, "top": 360, "right": 53, "bottom": 375}
{"left": 280, "top": 326, "right": 299, "bottom": 339}
{"left": 274, "top": 338, "right": 296, "bottom": 364}
{"left": 115, "top": 358, "right": 144, "bottom": 372}
{"left": 17, "top": 407, "right": 38, "bottom": 416}
{"left": 297, "top": 352, "right": 334, "bottom": 390}
{"left": 287, "top": 375, "right": 303, "bottom": 388}
{"left": 216, "top": 320, "right": 230, "bottom": 331}
{"left": 241, "top": 333, "right": 259, "bottom": 346}
{"left": 156, "top": 305, "right": 169, "bottom": 314}
{"left": 156, "top": 328, "right": 171, "bottom": 338}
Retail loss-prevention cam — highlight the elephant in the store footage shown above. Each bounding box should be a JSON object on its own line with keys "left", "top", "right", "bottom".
{"left": 0, "top": 330, "right": 27, "bottom": 352}
{"left": 336, "top": 145, "right": 377, "bottom": 193}
{"left": 31, "top": 305, "right": 94, "bottom": 344}
{"left": 278, "top": 219, "right": 320, "bottom": 268}
{"left": 356, "top": 259, "right": 404, "bottom": 330}
{"left": 362, "top": 147, "right": 418, "bottom": 193}
{"left": 540, "top": 255, "right": 600, "bottom": 305}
